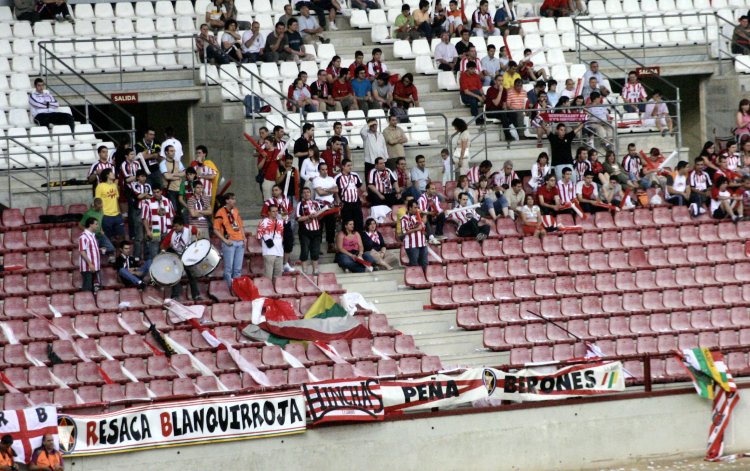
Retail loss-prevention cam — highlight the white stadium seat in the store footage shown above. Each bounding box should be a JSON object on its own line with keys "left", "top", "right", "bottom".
{"left": 415, "top": 55, "right": 438, "bottom": 74}
{"left": 350, "top": 9, "right": 369, "bottom": 28}
{"left": 437, "top": 71, "right": 459, "bottom": 90}
{"left": 393, "top": 40, "right": 414, "bottom": 59}
{"left": 75, "top": 3, "right": 95, "bottom": 20}
{"left": 8, "top": 109, "right": 30, "bottom": 128}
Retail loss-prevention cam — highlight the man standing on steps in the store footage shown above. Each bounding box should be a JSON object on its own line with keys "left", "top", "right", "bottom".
{"left": 214, "top": 193, "right": 247, "bottom": 291}
{"left": 79, "top": 217, "right": 101, "bottom": 293}
{"left": 542, "top": 121, "right": 585, "bottom": 181}
{"left": 335, "top": 159, "right": 366, "bottom": 232}
{"left": 360, "top": 118, "right": 388, "bottom": 176}
{"left": 382, "top": 114, "right": 408, "bottom": 170}
{"left": 190, "top": 145, "right": 220, "bottom": 208}
{"left": 160, "top": 145, "right": 186, "bottom": 212}
{"left": 136, "top": 128, "right": 163, "bottom": 189}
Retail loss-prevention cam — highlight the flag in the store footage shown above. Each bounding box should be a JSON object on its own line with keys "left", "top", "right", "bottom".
{"left": 680, "top": 348, "right": 730, "bottom": 400}
{"left": 0, "top": 406, "right": 58, "bottom": 464}
{"left": 304, "top": 292, "right": 348, "bottom": 319}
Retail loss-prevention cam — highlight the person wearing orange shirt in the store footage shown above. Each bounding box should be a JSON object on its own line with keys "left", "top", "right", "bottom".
{"left": 213, "top": 193, "right": 247, "bottom": 291}
{"left": 0, "top": 435, "right": 15, "bottom": 471}
{"left": 29, "top": 434, "right": 64, "bottom": 471}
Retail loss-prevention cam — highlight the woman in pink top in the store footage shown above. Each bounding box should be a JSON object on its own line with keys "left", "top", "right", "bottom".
{"left": 335, "top": 219, "right": 374, "bottom": 273}
{"left": 736, "top": 99, "right": 750, "bottom": 142}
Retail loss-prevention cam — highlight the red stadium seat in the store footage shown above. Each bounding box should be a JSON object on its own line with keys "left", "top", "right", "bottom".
{"left": 451, "top": 283, "right": 474, "bottom": 305}
{"left": 287, "top": 368, "right": 311, "bottom": 386}
{"left": 123, "top": 359, "right": 149, "bottom": 381}
{"left": 562, "top": 233, "right": 583, "bottom": 252}
{"left": 582, "top": 232, "right": 602, "bottom": 251}
{"left": 2, "top": 209, "right": 24, "bottom": 229}
{"left": 534, "top": 277, "right": 555, "bottom": 297}
{"left": 421, "top": 356, "right": 443, "bottom": 373}
{"left": 102, "top": 384, "right": 127, "bottom": 403}
{"left": 148, "top": 356, "right": 177, "bottom": 379}
{"left": 441, "top": 241, "right": 462, "bottom": 262}
{"left": 675, "top": 267, "right": 698, "bottom": 287}
{"left": 483, "top": 327, "right": 510, "bottom": 350}
{"left": 502, "top": 237, "right": 523, "bottom": 256}
{"left": 528, "top": 256, "right": 550, "bottom": 275}
{"left": 461, "top": 240, "right": 484, "bottom": 260}
{"left": 446, "top": 262, "right": 470, "bottom": 282}
{"left": 404, "top": 266, "right": 430, "bottom": 288}
{"left": 615, "top": 272, "right": 636, "bottom": 291}
{"left": 73, "top": 292, "right": 101, "bottom": 313}
{"left": 497, "top": 303, "right": 521, "bottom": 323}
{"left": 457, "top": 306, "right": 481, "bottom": 329}
{"left": 125, "top": 381, "right": 153, "bottom": 401}
{"left": 27, "top": 318, "right": 55, "bottom": 342}
{"left": 149, "top": 380, "right": 174, "bottom": 398}
{"left": 555, "top": 276, "right": 576, "bottom": 295}
{"left": 99, "top": 336, "right": 125, "bottom": 359}
{"left": 26, "top": 229, "right": 49, "bottom": 250}
{"left": 655, "top": 268, "right": 678, "bottom": 288}
{"left": 466, "top": 261, "right": 490, "bottom": 281}
{"left": 510, "top": 347, "right": 531, "bottom": 365}
{"left": 496, "top": 218, "right": 518, "bottom": 236}
{"left": 575, "top": 274, "right": 596, "bottom": 293}
{"left": 481, "top": 238, "right": 504, "bottom": 258}
{"left": 508, "top": 258, "right": 530, "bottom": 277}
{"left": 426, "top": 265, "right": 448, "bottom": 285}
{"left": 542, "top": 234, "right": 563, "bottom": 253}
{"left": 368, "top": 313, "right": 397, "bottom": 335}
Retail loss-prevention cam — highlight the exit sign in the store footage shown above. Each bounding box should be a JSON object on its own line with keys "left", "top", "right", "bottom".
{"left": 111, "top": 92, "right": 139, "bottom": 104}
{"left": 635, "top": 67, "right": 660, "bottom": 76}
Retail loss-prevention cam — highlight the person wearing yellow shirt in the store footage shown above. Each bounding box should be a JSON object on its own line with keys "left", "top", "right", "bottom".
{"left": 502, "top": 61, "right": 522, "bottom": 90}
{"left": 94, "top": 168, "right": 124, "bottom": 244}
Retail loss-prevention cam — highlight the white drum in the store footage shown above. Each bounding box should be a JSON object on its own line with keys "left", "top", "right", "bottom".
{"left": 150, "top": 252, "right": 184, "bottom": 287}
{"left": 181, "top": 239, "right": 221, "bottom": 278}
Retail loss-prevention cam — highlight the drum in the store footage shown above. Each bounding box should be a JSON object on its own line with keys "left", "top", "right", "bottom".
{"left": 150, "top": 252, "right": 184, "bottom": 287}
{"left": 181, "top": 239, "right": 221, "bottom": 277}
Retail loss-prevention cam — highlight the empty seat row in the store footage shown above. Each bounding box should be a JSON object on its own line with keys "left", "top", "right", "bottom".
{"left": 430, "top": 279, "right": 750, "bottom": 309}
{"left": 484, "top": 319, "right": 750, "bottom": 351}
{"left": 460, "top": 299, "right": 750, "bottom": 328}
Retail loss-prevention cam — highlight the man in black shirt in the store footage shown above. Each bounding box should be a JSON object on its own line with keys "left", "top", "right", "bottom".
{"left": 285, "top": 19, "right": 314, "bottom": 61}
{"left": 544, "top": 122, "right": 584, "bottom": 180}
{"left": 135, "top": 128, "right": 162, "bottom": 189}
{"left": 293, "top": 123, "right": 317, "bottom": 172}
{"left": 454, "top": 29, "right": 474, "bottom": 71}
{"left": 310, "top": 69, "right": 341, "bottom": 112}
{"left": 116, "top": 240, "right": 150, "bottom": 288}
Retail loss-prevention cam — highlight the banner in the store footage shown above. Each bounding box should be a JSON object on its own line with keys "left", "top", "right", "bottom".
{"left": 57, "top": 391, "right": 305, "bottom": 456}
{"left": 0, "top": 406, "right": 58, "bottom": 463}
{"left": 484, "top": 362, "right": 626, "bottom": 402}
{"left": 303, "top": 378, "right": 384, "bottom": 424}
{"left": 381, "top": 369, "right": 488, "bottom": 413}
{"left": 539, "top": 112, "right": 589, "bottom": 123}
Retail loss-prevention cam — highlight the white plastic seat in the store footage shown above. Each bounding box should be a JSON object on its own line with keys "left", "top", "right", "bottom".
{"left": 0, "top": 57, "right": 9, "bottom": 75}
{"left": 350, "top": 9, "right": 369, "bottom": 28}
{"left": 13, "top": 23, "right": 33, "bottom": 39}
{"left": 96, "top": 54, "right": 118, "bottom": 71}
{"left": 155, "top": 0, "right": 176, "bottom": 17}
{"left": 74, "top": 3, "right": 95, "bottom": 20}
{"left": 253, "top": 0, "right": 273, "bottom": 13}
{"left": 94, "top": 19, "right": 114, "bottom": 37}
{"left": 0, "top": 111, "right": 7, "bottom": 130}
{"left": 175, "top": 0, "right": 195, "bottom": 16}
{"left": 415, "top": 55, "right": 438, "bottom": 74}
{"left": 506, "top": 35, "right": 524, "bottom": 52}
{"left": 194, "top": 0, "right": 211, "bottom": 15}
{"left": 530, "top": 50, "right": 547, "bottom": 67}
{"left": 524, "top": 33, "right": 543, "bottom": 51}
{"left": 33, "top": 22, "right": 55, "bottom": 39}
{"left": 615, "top": 31, "right": 635, "bottom": 47}
{"left": 393, "top": 40, "right": 414, "bottom": 59}
{"left": 641, "top": 0, "right": 660, "bottom": 11}
{"left": 538, "top": 17, "right": 557, "bottom": 34}
{"left": 587, "top": 0, "right": 607, "bottom": 14}
{"left": 622, "top": 0, "right": 641, "bottom": 13}
{"left": 369, "top": 9, "right": 388, "bottom": 25}
{"left": 115, "top": 2, "right": 136, "bottom": 18}
{"left": 437, "top": 71, "right": 459, "bottom": 90}
{"left": 271, "top": 0, "right": 288, "bottom": 12}
{"left": 545, "top": 48, "right": 566, "bottom": 66}
{"left": 199, "top": 64, "right": 220, "bottom": 84}
{"left": 279, "top": 62, "right": 299, "bottom": 80}
{"left": 12, "top": 39, "right": 33, "bottom": 56}
{"left": 0, "top": 6, "right": 12, "bottom": 21}
{"left": 7, "top": 127, "right": 29, "bottom": 146}
{"left": 299, "top": 61, "right": 318, "bottom": 81}
{"left": 135, "top": 18, "right": 155, "bottom": 34}
{"left": 543, "top": 33, "right": 562, "bottom": 49}
{"left": 259, "top": 62, "right": 281, "bottom": 81}
{"left": 9, "top": 74, "right": 30, "bottom": 91}
{"left": 605, "top": 0, "right": 624, "bottom": 13}
{"left": 8, "top": 109, "right": 30, "bottom": 128}
{"left": 176, "top": 16, "right": 195, "bottom": 32}
{"left": 94, "top": 3, "right": 115, "bottom": 18}
{"left": 156, "top": 17, "right": 176, "bottom": 33}
{"left": 114, "top": 18, "right": 135, "bottom": 35}
{"left": 675, "top": 0, "right": 695, "bottom": 10}
{"left": 648, "top": 28, "right": 671, "bottom": 46}
{"left": 521, "top": 20, "right": 539, "bottom": 34}
{"left": 29, "top": 126, "right": 53, "bottom": 146}
{"left": 9, "top": 91, "right": 28, "bottom": 110}
{"left": 735, "top": 55, "right": 750, "bottom": 73}
{"left": 135, "top": 1, "right": 156, "bottom": 17}
{"left": 410, "top": 38, "right": 430, "bottom": 56}
{"left": 51, "top": 125, "right": 75, "bottom": 145}
{"left": 73, "top": 124, "right": 97, "bottom": 143}
{"left": 221, "top": 82, "right": 241, "bottom": 101}
{"left": 371, "top": 25, "right": 392, "bottom": 44}
{"left": 686, "top": 26, "right": 707, "bottom": 43}
{"left": 239, "top": 63, "right": 259, "bottom": 79}
{"left": 550, "top": 64, "right": 570, "bottom": 81}
{"left": 668, "top": 27, "right": 688, "bottom": 44}
{"left": 317, "top": 44, "right": 336, "bottom": 63}
{"left": 11, "top": 56, "right": 34, "bottom": 74}
{"left": 71, "top": 143, "right": 95, "bottom": 164}
{"left": 569, "top": 63, "right": 586, "bottom": 80}
{"left": 219, "top": 63, "right": 240, "bottom": 82}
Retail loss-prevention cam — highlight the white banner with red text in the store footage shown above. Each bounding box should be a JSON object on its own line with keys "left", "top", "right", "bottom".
{"left": 484, "top": 361, "right": 626, "bottom": 402}
{"left": 56, "top": 391, "right": 305, "bottom": 456}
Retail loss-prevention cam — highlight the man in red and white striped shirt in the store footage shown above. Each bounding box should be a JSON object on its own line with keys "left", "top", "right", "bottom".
{"left": 334, "top": 159, "right": 366, "bottom": 231}
{"left": 574, "top": 147, "right": 591, "bottom": 184}
{"left": 467, "top": 160, "right": 493, "bottom": 188}
{"left": 79, "top": 217, "right": 101, "bottom": 293}
{"left": 296, "top": 187, "right": 324, "bottom": 275}
{"left": 262, "top": 185, "right": 296, "bottom": 273}
{"left": 367, "top": 157, "right": 402, "bottom": 207}
{"left": 453, "top": 191, "right": 491, "bottom": 240}
{"left": 401, "top": 200, "right": 427, "bottom": 271}
{"left": 87, "top": 145, "right": 114, "bottom": 194}
{"left": 141, "top": 185, "right": 175, "bottom": 262}
{"left": 257, "top": 204, "right": 285, "bottom": 281}
{"left": 621, "top": 71, "right": 647, "bottom": 112}
{"left": 471, "top": 0, "right": 499, "bottom": 38}
{"left": 160, "top": 216, "right": 201, "bottom": 301}
{"left": 557, "top": 167, "right": 576, "bottom": 204}
{"left": 689, "top": 156, "right": 712, "bottom": 216}
{"left": 459, "top": 47, "right": 484, "bottom": 73}
{"left": 418, "top": 182, "right": 445, "bottom": 244}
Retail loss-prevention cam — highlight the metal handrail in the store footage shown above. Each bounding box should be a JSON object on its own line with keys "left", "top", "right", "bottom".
{"left": 37, "top": 42, "right": 137, "bottom": 147}
{"left": 1, "top": 137, "right": 51, "bottom": 208}
{"left": 572, "top": 21, "right": 683, "bottom": 152}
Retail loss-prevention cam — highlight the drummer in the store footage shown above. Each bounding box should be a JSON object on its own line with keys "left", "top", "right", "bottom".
{"left": 142, "top": 184, "right": 176, "bottom": 262}
{"left": 187, "top": 180, "right": 212, "bottom": 239}
{"left": 262, "top": 185, "right": 296, "bottom": 273}
{"left": 160, "top": 216, "right": 202, "bottom": 301}
{"left": 296, "top": 187, "right": 324, "bottom": 275}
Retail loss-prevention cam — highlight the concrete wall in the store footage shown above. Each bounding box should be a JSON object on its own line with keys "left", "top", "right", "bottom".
{"left": 190, "top": 102, "right": 263, "bottom": 211}
{"left": 67, "top": 391, "right": 750, "bottom": 471}
{"left": 701, "top": 73, "right": 744, "bottom": 150}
